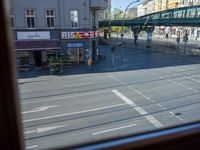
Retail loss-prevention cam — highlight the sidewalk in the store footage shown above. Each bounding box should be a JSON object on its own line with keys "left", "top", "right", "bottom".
{"left": 18, "top": 45, "right": 128, "bottom": 82}
{"left": 101, "top": 36, "right": 200, "bottom": 56}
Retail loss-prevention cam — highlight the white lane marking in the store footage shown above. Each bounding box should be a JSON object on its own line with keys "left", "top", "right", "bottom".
{"left": 24, "top": 125, "right": 64, "bottom": 134}
{"left": 92, "top": 123, "right": 137, "bottom": 135}
{"left": 145, "top": 115, "right": 164, "bottom": 128}
{"left": 22, "top": 105, "right": 59, "bottom": 114}
{"left": 134, "top": 107, "right": 148, "bottom": 115}
{"left": 63, "top": 82, "right": 92, "bottom": 88}
{"left": 26, "top": 145, "right": 38, "bottom": 149}
{"left": 112, "top": 90, "right": 136, "bottom": 107}
{"left": 107, "top": 74, "right": 126, "bottom": 85}
{"left": 20, "top": 89, "right": 33, "bottom": 93}
{"left": 22, "top": 90, "right": 110, "bottom": 104}
{"left": 134, "top": 89, "right": 152, "bottom": 101}
{"left": 184, "top": 77, "right": 200, "bottom": 83}
{"left": 169, "top": 80, "right": 199, "bottom": 93}
{"left": 169, "top": 111, "right": 185, "bottom": 123}
{"left": 193, "top": 74, "right": 200, "bottom": 78}
{"left": 112, "top": 90, "right": 164, "bottom": 128}
{"left": 37, "top": 125, "right": 66, "bottom": 133}
{"left": 127, "top": 86, "right": 155, "bottom": 102}
{"left": 24, "top": 130, "right": 36, "bottom": 134}
{"left": 156, "top": 104, "right": 167, "bottom": 110}
{"left": 23, "top": 103, "right": 127, "bottom": 123}
{"left": 24, "top": 125, "right": 66, "bottom": 135}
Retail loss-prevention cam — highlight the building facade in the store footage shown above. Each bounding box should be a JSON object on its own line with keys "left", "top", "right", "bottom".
{"left": 143, "top": 0, "right": 154, "bottom": 15}
{"left": 10, "top": 0, "right": 109, "bottom": 68}
{"left": 126, "top": 7, "right": 137, "bottom": 19}
{"left": 99, "top": 0, "right": 111, "bottom": 20}
{"left": 137, "top": 3, "right": 145, "bottom": 17}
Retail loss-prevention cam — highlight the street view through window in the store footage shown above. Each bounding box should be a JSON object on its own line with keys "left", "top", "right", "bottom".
{"left": 10, "top": 0, "right": 200, "bottom": 149}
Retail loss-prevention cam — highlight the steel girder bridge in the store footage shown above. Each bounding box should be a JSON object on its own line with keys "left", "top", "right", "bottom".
{"left": 100, "top": 5, "right": 200, "bottom": 27}
{"left": 99, "top": 5, "right": 200, "bottom": 47}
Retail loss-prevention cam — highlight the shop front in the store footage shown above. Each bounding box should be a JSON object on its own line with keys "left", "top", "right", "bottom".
{"left": 15, "top": 31, "right": 60, "bottom": 70}
{"left": 66, "top": 42, "right": 85, "bottom": 64}
{"left": 15, "top": 40, "right": 60, "bottom": 70}
{"left": 61, "top": 31, "right": 99, "bottom": 63}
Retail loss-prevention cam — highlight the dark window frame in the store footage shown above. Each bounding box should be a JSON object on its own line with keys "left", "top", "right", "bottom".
{"left": 1, "top": 0, "right": 200, "bottom": 150}
{"left": 45, "top": 9, "right": 55, "bottom": 29}
{"left": 25, "top": 8, "right": 36, "bottom": 29}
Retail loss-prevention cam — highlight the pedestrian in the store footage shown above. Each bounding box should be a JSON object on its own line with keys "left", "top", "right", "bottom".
{"left": 111, "top": 45, "right": 115, "bottom": 53}
{"left": 120, "top": 32, "right": 124, "bottom": 39}
{"left": 87, "top": 58, "right": 92, "bottom": 70}
{"left": 134, "top": 33, "right": 138, "bottom": 46}
{"left": 111, "top": 46, "right": 115, "bottom": 68}
{"left": 176, "top": 36, "right": 180, "bottom": 49}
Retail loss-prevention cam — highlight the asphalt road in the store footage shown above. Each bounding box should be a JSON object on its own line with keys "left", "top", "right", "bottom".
{"left": 19, "top": 47, "right": 200, "bottom": 150}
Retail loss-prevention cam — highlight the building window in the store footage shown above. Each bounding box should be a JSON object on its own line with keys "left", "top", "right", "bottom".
{"left": 10, "top": 10, "right": 15, "bottom": 28}
{"left": 46, "top": 9, "right": 55, "bottom": 28}
{"left": 70, "top": 10, "right": 78, "bottom": 28}
{"left": 25, "top": 9, "right": 36, "bottom": 29}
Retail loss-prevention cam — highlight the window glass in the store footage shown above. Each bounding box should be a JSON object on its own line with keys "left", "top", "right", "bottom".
{"left": 173, "top": 10, "right": 184, "bottom": 18}
{"left": 25, "top": 9, "right": 35, "bottom": 28}
{"left": 46, "top": 9, "right": 55, "bottom": 28}
{"left": 150, "top": 13, "right": 160, "bottom": 19}
{"left": 161, "top": 11, "right": 172, "bottom": 19}
{"left": 70, "top": 10, "right": 78, "bottom": 28}
{"left": 196, "top": 8, "right": 200, "bottom": 17}
{"left": 186, "top": 8, "right": 196, "bottom": 18}
{"left": 7, "top": 0, "right": 200, "bottom": 150}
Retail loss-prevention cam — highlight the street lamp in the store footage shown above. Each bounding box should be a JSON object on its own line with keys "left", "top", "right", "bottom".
{"left": 121, "top": 0, "right": 140, "bottom": 39}
{"left": 120, "top": 0, "right": 140, "bottom": 62}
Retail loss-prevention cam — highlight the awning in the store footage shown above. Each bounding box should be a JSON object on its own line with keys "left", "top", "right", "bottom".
{"left": 15, "top": 40, "right": 60, "bottom": 51}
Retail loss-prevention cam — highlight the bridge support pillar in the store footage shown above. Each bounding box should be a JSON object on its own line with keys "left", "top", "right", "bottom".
{"left": 131, "top": 26, "right": 141, "bottom": 46}
{"left": 103, "top": 28, "right": 109, "bottom": 39}
{"left": 145, "top": 26, "right": 154, "bottom": 48}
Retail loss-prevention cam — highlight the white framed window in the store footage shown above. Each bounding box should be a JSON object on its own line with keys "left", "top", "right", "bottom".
{"left": 10, "top": 10, "right": 15, "bottom": 29}
{"left": 25, "top": 9, "right": 36, "bottom": 29}
{"left": 46, "top": 9, "right": 55, "bottom": 29}
{"left": 70, "top": 10, "right": 78, "bottom": 28}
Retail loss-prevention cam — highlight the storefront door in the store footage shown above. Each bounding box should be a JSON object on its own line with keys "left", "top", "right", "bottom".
{"left": 33, "top": 51, "right": 42, "bottom": 66}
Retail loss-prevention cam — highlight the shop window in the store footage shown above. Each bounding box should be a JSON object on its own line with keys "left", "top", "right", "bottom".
{"left": 70, "top": 10, "right": 78, "bottom": 28}
{"left": 25, "top": 9, "right": 36, "bottom": 29}
{"left": 46, "top": 9, "right": 55, "bottom": 28}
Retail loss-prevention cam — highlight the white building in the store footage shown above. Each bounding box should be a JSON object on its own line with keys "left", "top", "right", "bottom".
{"left": 143, "top": 0, "right": 153, "bottom": 15}
{"left": 137, "top": 3, "right": 145, "bottom": 17}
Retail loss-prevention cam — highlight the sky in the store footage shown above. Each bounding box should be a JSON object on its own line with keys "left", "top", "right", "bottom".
{"left": 111, "top": 0, "right": 142, "bottom": 11}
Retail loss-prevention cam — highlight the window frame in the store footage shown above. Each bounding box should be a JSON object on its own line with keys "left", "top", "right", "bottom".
{"left": 186, "top": 8, "right": 197, "bottom": 18}
{"left": 1, "top": 0, "right": 200, "bottom": 150}
{"left": 45, "top": 9, "right": 55, "bottom": 29}
{"left": 25, "top": 8, "right": 36, "bottom": 29}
